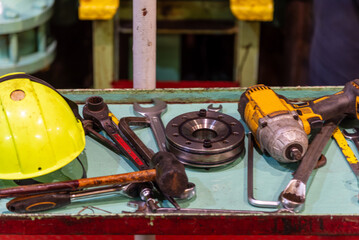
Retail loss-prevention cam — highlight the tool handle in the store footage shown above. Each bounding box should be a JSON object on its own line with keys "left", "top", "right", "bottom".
{"left": 293, "top": 118, "right": 341, "bottom": 183}
{"left": 7, "top": 192, "right": 71, "bottom": 213}
{"left": 148, "top": 115, "right": 168, "bottom": 152}
{"left": 118, "top": 117, "right": 153, "bottom": 166}
{"left": 292, "top": 80, "right": 359, "bottom": 133}
{"left": 0, "top": 169, "right": 157, "bottom": 198}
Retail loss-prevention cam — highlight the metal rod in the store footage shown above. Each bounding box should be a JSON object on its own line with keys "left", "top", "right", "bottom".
{"left": 133, "top": 0, "right": 157, "bottom": 89}
{"left": 9, "top": 33, "right": 19, "bottom": 63}
{"left": 37, "top": 24, "right": 46, "bottom": 53}
{"left": 247, "top": 132, "right": 280, "bottom": 208}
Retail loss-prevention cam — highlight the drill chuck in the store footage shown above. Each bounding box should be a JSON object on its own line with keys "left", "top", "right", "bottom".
{"left": 256, "top": 112, "right": 308, "bottom": 163}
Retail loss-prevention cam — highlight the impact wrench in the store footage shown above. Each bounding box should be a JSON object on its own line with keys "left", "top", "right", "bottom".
{"left": 239, "top": 80, "right": 359, "bottom": 210}
{"left": 238, "top": 80, "right": 359, "bottom": 163}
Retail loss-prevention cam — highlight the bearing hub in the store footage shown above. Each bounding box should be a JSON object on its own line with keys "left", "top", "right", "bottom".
{"left": 165, "top": 109, "right": 245, "bottom": 167}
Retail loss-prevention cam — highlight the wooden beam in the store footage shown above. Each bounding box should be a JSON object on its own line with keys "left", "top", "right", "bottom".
{"left": 93, "top": 19, "right": 114, "bottom": 89}
{"left": 234, "top": 21, "right": 260, "bottom": 87}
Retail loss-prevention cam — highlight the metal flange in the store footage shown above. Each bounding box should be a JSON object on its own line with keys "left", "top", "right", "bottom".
{"left": 165, "top": 108, "right": 245, "bottom": 168}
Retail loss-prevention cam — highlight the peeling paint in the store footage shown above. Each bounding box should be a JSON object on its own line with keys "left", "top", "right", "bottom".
{"left": 142, "top": 8, "right": 148, "bottom": 16}
{"left": 59, "top": 86, "right": 343, "bottom": 104}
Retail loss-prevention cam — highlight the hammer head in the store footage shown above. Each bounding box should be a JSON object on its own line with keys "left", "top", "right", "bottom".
{"left": 150, "top": 151, "right": 189, "bottom": 197}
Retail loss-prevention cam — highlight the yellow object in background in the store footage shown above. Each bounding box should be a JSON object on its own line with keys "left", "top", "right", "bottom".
{"left": 230, "top": 0, "right": 273, "bottom": 21}
{"left": 79, "top": 0, "right": 119, "bottom": 20}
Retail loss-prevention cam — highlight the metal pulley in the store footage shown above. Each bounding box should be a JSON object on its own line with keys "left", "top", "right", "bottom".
{"left": 165, "top": 105, "right": 245, "bottom": 168}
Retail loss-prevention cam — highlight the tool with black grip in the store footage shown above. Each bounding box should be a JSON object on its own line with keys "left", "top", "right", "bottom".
{"left": 7, "top": 184, "right": 129, "bottom": 213}
{"left": 6, "top": 182, "right": 155, "bottom": 213}
{"left": 1, "top": 151, "right": 188, "bottom": 213}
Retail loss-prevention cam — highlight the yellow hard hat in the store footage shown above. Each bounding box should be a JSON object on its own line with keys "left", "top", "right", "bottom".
{"left": 0, "top": 73, "right": 86, "bottom": 180}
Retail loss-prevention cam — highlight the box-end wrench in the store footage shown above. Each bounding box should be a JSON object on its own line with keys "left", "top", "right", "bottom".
{"left": 133, "top": 99, "right": 168, "bottom": 152}
{"left": 83, "top": 96, "right": 148, "bottom": 170}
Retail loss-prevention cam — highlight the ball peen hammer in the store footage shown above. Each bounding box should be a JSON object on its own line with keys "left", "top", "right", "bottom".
{"left": 0, "top": 151, "right": 188, "bottom": 199}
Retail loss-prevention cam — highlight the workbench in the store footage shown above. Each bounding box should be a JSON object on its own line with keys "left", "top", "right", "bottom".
{"left": 0, "top": 86, "right": 358, "bottom": 235}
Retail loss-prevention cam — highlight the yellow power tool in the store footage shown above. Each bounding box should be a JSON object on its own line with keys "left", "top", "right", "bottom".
{"left": 238, "top": 80, "right": 359, "bottom": 163}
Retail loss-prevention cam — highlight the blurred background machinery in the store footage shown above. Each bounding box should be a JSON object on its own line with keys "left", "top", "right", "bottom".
{"left": 0, "top": 0, "right": 56, "bottom": 75}
{"left": 0, "top": 0, "right": 313, "bottom": 89}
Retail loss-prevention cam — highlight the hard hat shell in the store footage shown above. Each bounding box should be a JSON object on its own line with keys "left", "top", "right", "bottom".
{"left": 0, "top": 73, "right": 85, "bottom": 180}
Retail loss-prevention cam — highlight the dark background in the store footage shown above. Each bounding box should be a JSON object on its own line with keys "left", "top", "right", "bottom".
{"left": 33, "top": 0, "right": 313, "bottom": 89}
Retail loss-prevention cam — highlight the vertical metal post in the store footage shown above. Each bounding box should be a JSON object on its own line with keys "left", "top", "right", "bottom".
{"left": 37, "top": 24, "right": 46, "bottom": 53}
{"left": 133, "top": 0, "right": 157, "bottom": 89}
{"left": 133, "top": 2, "right": 157, "bottom": 239}
{"left": 9, "top": 33, "right": 19, "bottom": 63}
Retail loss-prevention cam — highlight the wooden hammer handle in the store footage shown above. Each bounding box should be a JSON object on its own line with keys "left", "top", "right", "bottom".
{"left": 0, "top": 169, "right": 156, "bottom": 198}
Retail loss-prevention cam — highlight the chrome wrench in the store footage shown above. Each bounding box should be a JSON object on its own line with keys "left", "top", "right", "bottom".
{"left": 133, "top": 99, "right": 168, "bottom": 152}
{"left": 280, "top": 117, "right": 342, "bottom": 211}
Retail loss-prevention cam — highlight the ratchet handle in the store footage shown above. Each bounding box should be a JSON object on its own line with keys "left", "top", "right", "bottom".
{"left": 7, "top": 192, "right": 71, "bottom": 213}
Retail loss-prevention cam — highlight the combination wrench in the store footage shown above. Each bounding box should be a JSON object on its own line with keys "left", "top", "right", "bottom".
{"left": 133, "top": 99, "right": 168, "bottom": 152}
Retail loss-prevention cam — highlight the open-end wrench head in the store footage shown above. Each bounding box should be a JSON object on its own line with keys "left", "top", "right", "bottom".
{"left": 280, "top": 179, "right": 306, "bottom": 211}
{"left": 207, "top": 104, "right": 223, "bottom": 113}
{"left": 342, "top": 128, "right": 359, "bottom": 140}
{"left": 133, "top": 98, "right": 167, "bottom": 116}
{"left": 176, "top": 182, "right": 196, "bottom": 200}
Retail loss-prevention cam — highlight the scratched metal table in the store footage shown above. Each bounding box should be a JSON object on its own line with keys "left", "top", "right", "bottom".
{"left": 0, "top": 86, "right": 358, "bottom": 235}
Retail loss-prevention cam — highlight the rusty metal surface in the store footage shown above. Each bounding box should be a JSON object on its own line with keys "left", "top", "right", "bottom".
{"left": 59, "top": 86, "right": 343, "bottom": 104}
{"left": 0, "top": 214, "right": 358, "bottom": 235}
